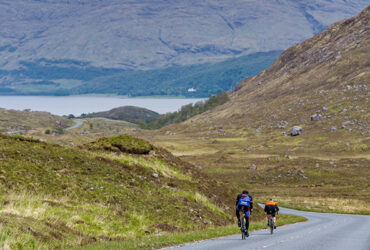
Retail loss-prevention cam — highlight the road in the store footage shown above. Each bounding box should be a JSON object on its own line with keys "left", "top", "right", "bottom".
{"left": 169, "top": 207, "right": 370, "bottom": 250}
{"left": 65, "top": 120, "right": 84, "bottom": 130}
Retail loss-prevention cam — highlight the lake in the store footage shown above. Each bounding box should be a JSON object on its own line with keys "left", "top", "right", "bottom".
{"left": 0, "top": 96, "right": 206, "bottom": 116}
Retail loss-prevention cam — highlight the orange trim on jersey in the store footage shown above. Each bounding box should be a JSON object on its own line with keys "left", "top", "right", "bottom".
{"left": 265, "top": 201, "right": 277, "bottom": 206}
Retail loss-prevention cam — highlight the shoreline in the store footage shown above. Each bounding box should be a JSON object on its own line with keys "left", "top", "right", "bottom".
{"left": 0, "top": 96, "right": 207, "bottom": 116}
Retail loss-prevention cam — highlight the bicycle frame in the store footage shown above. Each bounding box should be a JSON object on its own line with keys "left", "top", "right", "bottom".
{"left": 269, "top": 215, "right": 275, "bottom": 234}
{"left": 241, "top": 212, "right": 249, "bottom": 240}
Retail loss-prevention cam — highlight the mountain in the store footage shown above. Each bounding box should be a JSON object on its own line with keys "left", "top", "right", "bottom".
{"left": 0, "top": 0, "right": 368, "bottom": 96}
{"left": 146, "top": 6, "right": 370, "bottom": 214}
{"left": 1, "top": 51, "right": 280, "bottom": 97}
{"left": 183, "top": 5, "right": 370, "bottom": 130}
{"left": 1, "top": 0, "right": 367, "bottom": 70}
{"left": 85, "top": 106, "right": 160, "bottom": 124}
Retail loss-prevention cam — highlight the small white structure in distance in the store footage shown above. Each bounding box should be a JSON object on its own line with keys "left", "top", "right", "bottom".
{"left": 188, "top": 87, "right": 196, "bottom": 92}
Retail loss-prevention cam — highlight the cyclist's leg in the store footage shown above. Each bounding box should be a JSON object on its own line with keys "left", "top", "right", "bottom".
{"left": 245, "top": 214, "right": 250, "bottom": 230}
{"left": 272, "top": 213, "right": 276, "bottom": 223}
{"left": 243, "top": 207, "right": 250, "bottom": 231}
{"left": 236, "top": 206, "right": 241, "bottom": 226}
{"left": 266, "top": 213, "right": 271, "bottom": 225}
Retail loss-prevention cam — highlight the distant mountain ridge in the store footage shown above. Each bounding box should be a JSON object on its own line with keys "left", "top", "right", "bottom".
{"left": 0, "top": 0, "right": 368, "bottom": 96}
{"left": 0, "top": 51, "right": 281, "bottom": 97}
{"left": 1, "top": 0, "right": 367, "bottom": 70}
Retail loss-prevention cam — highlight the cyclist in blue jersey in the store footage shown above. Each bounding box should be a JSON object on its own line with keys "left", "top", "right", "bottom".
{"left": 236, "top": 189, "right": 253, "bottom": 233}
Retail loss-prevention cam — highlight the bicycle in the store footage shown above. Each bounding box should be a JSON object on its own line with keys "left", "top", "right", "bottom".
{"left": 240, "top": 211, "right": 250, "bottom": 240}
{"left": 268, "top": 214, "right": 276, "bottom": 234}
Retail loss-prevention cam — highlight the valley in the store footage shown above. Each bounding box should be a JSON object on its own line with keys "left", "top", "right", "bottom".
{"left": 139, "top": 5, "right": 370, "bottom": 214}
{"left": 0, "top": 3, "right": 369, "bottom": 250}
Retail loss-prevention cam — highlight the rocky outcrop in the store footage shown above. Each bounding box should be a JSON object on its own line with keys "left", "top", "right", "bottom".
{"left": 291, "top": 126, "right": 303, "bottom": 136}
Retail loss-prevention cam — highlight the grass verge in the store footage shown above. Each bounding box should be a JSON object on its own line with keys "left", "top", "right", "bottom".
{"left": 76, "top": 214, "right": 306, "bottom": 250}
{"left": 256, "top": 196, "right": 370, "bottom": 215}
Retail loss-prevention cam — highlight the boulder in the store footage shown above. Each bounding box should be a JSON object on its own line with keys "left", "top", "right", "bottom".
{"left": 342, "top": 121, "right": 354, "bottom": 126}
{"left": 249, "top": 164, "right": 257, "bottom": 170}
{"left": 311, "top": 114, "right": 323, "bottom": 121}
{"left": 291, "top": 126, "right": 302, "bottom": 136}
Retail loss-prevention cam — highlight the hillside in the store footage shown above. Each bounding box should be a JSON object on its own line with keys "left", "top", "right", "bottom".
{"left": 141, "top": 92, "right": 230, "bottom": 129}
{"left": 1, "top": 51, "right": 280, "bottom": 97}
{"left": 1, "top": 0, "right": 367, "bottom": 70}
{"left": 85, "top": 106, "right": 160, "bottom": 124}
{"left": 0, "top": 107, "right": 73, "bottom": 134}
{"left": 145, "top": 6, "right": 370, "bottom": 214}
{"left": 0, "top": 133, "right": 251, "bottom": 249}
{"left": 1, "top": 0, "right": 368, "bottom": 96}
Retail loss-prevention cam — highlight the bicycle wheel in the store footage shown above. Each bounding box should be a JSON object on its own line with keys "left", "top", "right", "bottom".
{"left": 270, "top": 218, "right": 274, "bottom": 234}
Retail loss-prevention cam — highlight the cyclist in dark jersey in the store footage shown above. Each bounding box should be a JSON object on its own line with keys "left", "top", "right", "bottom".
{"left": 264, "top": 199, "right": 279, "bottom": 228}
{"left": 235, "top": 189, "right": 253, "bottom": 232}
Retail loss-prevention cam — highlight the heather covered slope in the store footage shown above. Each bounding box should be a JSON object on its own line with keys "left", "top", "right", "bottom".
{"left": 0, "top": 134, "right": 252, "bottom": 248}
{"left": 0, "top": 107, "right": 73, "bottom": 133}
{"left": 146, "top": 6, "right": 370, "bottom": 213}
{"left": 189, "top": 5, "right": 370, "bottom": 130}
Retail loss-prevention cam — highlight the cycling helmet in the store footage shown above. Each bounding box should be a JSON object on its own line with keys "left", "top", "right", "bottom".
{"left": 242, "top": 189, "right": 249, "bottom": 194}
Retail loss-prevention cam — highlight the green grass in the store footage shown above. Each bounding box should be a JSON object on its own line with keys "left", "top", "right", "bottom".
{"left": 0, "top": 134, "right": 240, "bottom": 249}
{"left": 93, "top": 152, "right": 192, "bottom": 181}
{"left": 0, "top": 108, "right": 73, "bottom": 132}
{"left": 148, "top": 133, "right": 370, "bottom": 216}
{"left": 176, "top": 191, "right": 231, "bottom": 219}
{"left": 266, "top": 197, "right": 370, "bottom": 215}
{"left": 84, "top": 134, "right": 153, "bottom": 154}
{"left": 76, "top": 214, "right": 306, "bottom": 250}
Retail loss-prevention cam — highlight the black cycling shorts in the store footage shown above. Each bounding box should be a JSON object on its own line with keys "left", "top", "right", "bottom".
{"left": 237, "top": 205, "right": 249, "bottom": 213}
{"left": 266, "top": 211, "right": 276, "bottom": 216}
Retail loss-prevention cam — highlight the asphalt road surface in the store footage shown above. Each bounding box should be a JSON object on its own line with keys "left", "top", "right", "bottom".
{"left": 169, "top": 206, "right": 370, "bottom": 250}
{"left": 65, "top": 120, "right": 84, "bottom": 130}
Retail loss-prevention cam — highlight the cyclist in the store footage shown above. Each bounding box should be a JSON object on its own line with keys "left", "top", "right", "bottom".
{"left": 264, "top": 199, "right": 279, "bottom": 229}
{"left": 236, "top": 189, "right": 253, "bottom": 235}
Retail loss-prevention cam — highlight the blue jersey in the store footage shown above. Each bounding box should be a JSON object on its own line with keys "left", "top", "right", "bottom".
{"left": 237, "top": 194, "right": 251, "bottom": 207}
